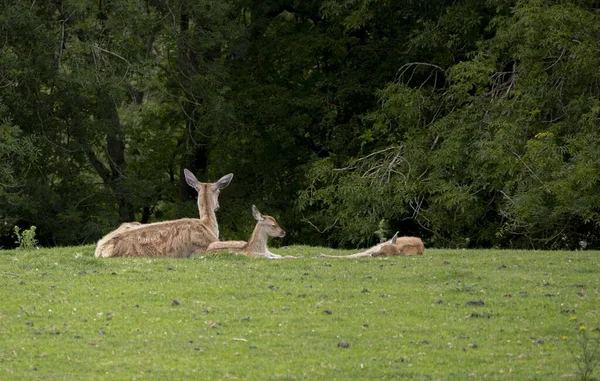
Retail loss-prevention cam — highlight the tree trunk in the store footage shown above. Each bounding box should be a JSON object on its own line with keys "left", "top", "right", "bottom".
{"left": 175, "top": 1, "right": 209, "bottom": 212}
{"left": 104, "top": 97, "right": 135, "bottom": 223}
{"left": 141, "top": 205, "right": 151, "bottom": 223}
{"left": 78, "top": 94, "right": 135, "bottom": 223}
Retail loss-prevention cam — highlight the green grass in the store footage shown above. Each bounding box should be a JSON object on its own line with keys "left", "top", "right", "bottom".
{"left": 0, "top": 246, "right": 599, "bottom": 380}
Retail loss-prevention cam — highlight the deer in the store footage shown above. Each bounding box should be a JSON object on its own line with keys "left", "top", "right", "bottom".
{"left": 206, "top": 205, "right": 294, "bottom": 259}
{"left": 318, "top": 232, "right": 424, "bottom": 258}
{"left": 94, "top": 222, "right": 142, "bottom": 258}
{"left": 393, "top": 235, "right": 425, "bottom": 256}
{"left": 94, "top": 170, "right": 233, "bottom": 258}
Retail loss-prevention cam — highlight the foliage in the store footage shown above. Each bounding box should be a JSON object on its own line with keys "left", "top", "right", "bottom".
{"left": 13, "top": 226, "right": 38, "bottom": 250}
{"left": 0, "top": 0, "right": 237, "bottom": 247}
{"left": 0, "top": 246, "right": 599, "bottom": 379}
{"left": 0, "top": 106, "right": 39, "bottom": 239}
{"left": 1, "top": 0, "right": 600, "bottom": 249}
{"left": 299, "top": 0, "right": 600, "bottom": 249}
{"left": 569, "top": 325, "right": 600, "bottom": 381}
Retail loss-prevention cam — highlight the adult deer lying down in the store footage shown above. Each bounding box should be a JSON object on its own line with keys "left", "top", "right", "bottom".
{"left": 206, "top": 205, "right": 294, "bottom": 259}
{"left": 319, "top": 232, "right": 424, "bottom": 258}
{"left": 94, "top": 222, "right": 141, "bottom": 258}
{"left": 94, "top": 170, "right": 233, "bottom": 258}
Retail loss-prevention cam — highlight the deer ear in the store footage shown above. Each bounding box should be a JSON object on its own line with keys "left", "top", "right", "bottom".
{"left": 391, "top": 231, "right": 399, "bottom": 244}
{"left": 184, "top": 169, "right": 201, "bottom": 192}
{"left": 212, "top": 173, "right": 233, "bottom": 191}
{"left": 252, "top": 205, "right": 264, "bottom": 221}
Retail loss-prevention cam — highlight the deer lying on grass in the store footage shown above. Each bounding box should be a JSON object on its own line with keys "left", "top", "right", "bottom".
{"left": 94, "top": 222, "right": 142, "bottom": 258}
{"left": 94, "top": 170, "right": 233, "bottom": 258}
{"left": 206, "top": 205, "right": 294, "bottom": 259}
{"left": 319, "top": 232, "right": 424, "bottom": 258}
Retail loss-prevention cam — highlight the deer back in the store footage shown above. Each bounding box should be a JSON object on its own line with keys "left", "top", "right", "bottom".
{"left": 108, "top": 219, "right": 218, "bottom": 258}
{"left": 394, "top": 236, "right": 425, "bottom": 255}
{"left": 95, "top": 222, "right": 142, "bottom": 258}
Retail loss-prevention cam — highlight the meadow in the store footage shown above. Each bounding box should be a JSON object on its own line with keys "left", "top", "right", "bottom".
{"left": 0, "top": 246, "right": 598, "bottom": 380}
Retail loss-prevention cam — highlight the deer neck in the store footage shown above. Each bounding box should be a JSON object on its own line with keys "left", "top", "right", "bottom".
{"left": 198, "top": 186, "right": 219, "bottom": 238}
{"left": 245, "top": 224, "right": 268, "bottom": 254}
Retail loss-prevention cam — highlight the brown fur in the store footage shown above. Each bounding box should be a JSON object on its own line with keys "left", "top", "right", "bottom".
{"left": 394, "top": 236, "right": 425, "bottom": 256}
{"left": 206, "top": 205, "right": 294, "bottom": 259}
{"left": 207, "top": 240, "right": 247, "bottom": 252}
{"left": 372, "top": 243, "right": 401, "bottom": 257}
{"left": 319, "top": 232, "right": 424, "bottom": 259}
{"left": 94, "top": 222, "right": 142, "bottom": 258}
{"left": 95, "top": 171, "right": 232, "bottom": 258}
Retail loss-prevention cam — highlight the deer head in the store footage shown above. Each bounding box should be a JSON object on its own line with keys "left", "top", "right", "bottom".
{"left": 374, "top": 232, "right": 400, "bottom": 256}
{"left": 184, "top": 169, "right": 233, "bottom": 218}
{"left": 252, "top": 205, "right": 286, "bottom": 238}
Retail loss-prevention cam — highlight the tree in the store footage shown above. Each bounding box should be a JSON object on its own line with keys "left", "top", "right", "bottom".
{"left": 0, "top": 104, "right": 38, "bottom": 247}
{"left": 2, "top": 0, "right": 599, "bottom": 249}
{"left": 0, "top": 0, "right": 236, "bottom": 246}
{"left": 299, "top": 0, "right": 600, "bottom": 249}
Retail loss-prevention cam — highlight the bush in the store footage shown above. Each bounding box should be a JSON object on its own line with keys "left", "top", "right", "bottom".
{"left": 13, "top": 225, "right": 38, "bottom": 250}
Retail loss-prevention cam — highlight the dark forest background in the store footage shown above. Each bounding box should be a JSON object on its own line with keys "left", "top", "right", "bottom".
{"left": 1, "top": 0, "right": 600, "bottom": 250}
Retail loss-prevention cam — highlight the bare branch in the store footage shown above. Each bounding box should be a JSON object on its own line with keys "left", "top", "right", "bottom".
{"left": 509, "top": 150, "right": 552, "bottom": 194}
{"left": 301, "top": 216, "right": 339, "bottom": 234}
{"left": 543, "top": 49, "right": 567, "bottom": 72}
{"left": 396, "top": 62, "right": 444, "bottom": 88}
{"left": 91, "top": 43, "right": 132, "bottom": 66}
{"left": 487, "top": 71, "right": 517, "bottom": 98}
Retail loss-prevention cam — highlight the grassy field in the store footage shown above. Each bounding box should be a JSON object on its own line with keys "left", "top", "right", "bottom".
{"left": 0, "top": 245, "right": 599, "bottom": 380}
